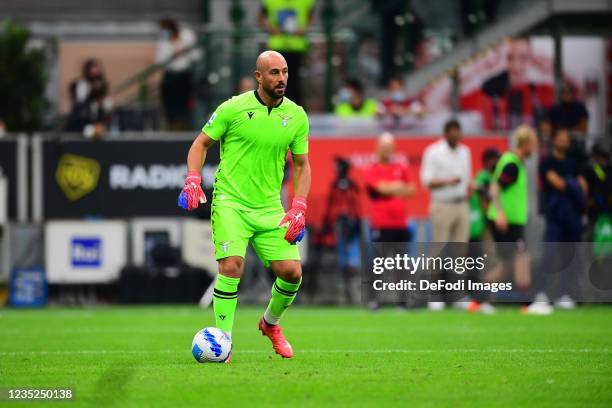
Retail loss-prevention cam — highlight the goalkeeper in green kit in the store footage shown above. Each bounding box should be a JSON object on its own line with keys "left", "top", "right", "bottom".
{"left": 178, "top": 51, "right": 310, "bottom": 359}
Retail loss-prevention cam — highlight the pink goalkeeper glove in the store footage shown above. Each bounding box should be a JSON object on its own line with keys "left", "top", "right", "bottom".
{"left": 278, "top": 196, "right": 307, "bottom": 244}
{"left": 178, "top": 171, "right": 206, "bottom": 211}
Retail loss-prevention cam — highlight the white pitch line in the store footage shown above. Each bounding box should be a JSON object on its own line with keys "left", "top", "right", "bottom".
{"left": 0, "top": 327, "right": 530, "bottom": 335}
{"left": 0, "top": 348, "right": 609, "bottom": 356}
{"left": 5, "top": 326, "right": 608, "bottom": 336}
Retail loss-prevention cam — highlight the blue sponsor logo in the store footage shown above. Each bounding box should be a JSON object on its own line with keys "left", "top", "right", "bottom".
{"left": 71, "top": 238, "right": 102, "bottom": 267}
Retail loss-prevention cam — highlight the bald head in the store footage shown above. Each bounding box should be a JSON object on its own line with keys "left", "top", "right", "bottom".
{"left": 255, "top": 50, "right": 288, "bottom": 101}
{"left": 377, "top": 132, "right": 395, "bottom": 163}
{"left": 256, "top": 50, "right": 286, "bottom": 71}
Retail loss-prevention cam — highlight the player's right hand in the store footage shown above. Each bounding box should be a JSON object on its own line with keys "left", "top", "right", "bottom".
{"left": 178, "top": 171, "right": 206, "bottom": 211}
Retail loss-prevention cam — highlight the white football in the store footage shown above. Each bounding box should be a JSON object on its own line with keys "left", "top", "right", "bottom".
{"left": 191, "top": 327, "right": 232, "bottom": 363}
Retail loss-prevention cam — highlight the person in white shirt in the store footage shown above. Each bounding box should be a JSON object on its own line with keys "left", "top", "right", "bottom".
{"left": 420, "top": 119, "right": 472, "bottom": 242}
{"left": 420, "top": 119, "right": 472, "bottom": 311}
{"left": 156, "top": 18, "right": 199, "bottom": 130}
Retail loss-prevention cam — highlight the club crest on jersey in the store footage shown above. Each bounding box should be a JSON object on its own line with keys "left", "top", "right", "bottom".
{"left": 220, "top": 241, "right": 232, "bottom": 253}
{"left": 278, "top": 114, "right": 292, "bottom": 127}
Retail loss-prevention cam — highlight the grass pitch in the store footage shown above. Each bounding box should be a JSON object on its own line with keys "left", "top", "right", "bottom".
{"left": 1, "top": 305, "right": 611, "bottom": 407}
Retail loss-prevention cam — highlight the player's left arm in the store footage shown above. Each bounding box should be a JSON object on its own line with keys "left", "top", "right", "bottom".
{"left": 279, "top": 110, "right": 310, "bottom": 243}
{"left": 292, "top": 153, "right": 311, "bottom": 199}
{"left": 278, "top": 153, "right": 311, "bottom": 244}
{"left": 289, "top": 108, "right": 310, "bottom": 198}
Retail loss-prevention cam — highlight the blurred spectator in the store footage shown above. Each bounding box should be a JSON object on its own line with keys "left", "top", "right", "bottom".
{"left": 65, "top": 58, "right": 112, "bottom": 138}
{"left": 535, "top": 127, "right": 587, "bottom": 311}
{"left": 0, "top": 120, "right": 5, "bottom": 138}
{"left": 539, "top": 128, "right": 587, "bottom": 241}
{"left": 549, "top": 83, "right": 589, "bottom": 134}
{"left": 378, "top": 76, "right": 423, "bottom": 130}
{"left": 585, "top": 142, "right": 612, "bottom": 259}
{"left": 536, "top": 115, "right": 553, "bottom": 157}
{"left": 550, "top": 83, "right": 590, "bottom": 176}
{"left": 467, "top": 147, "right": 500, "bottom": 314}
{"left": 470, "top": 148, "right": 501, "bottom": 242}
{"left": 335, "top": 78, "right": 378, "bottom": 117}
{"left": 463, "top": 38, "right": 554, "bottom": 130}
{"left": 238, "top": 76, "right": 256, "bottom": 94}
{"left": 420, "top": 119, "right": 471, "bottom": 243}
{"left": 322, "top": 157, "right": 362, "bottom": 304}
{"left": 365, "top": 132, "right": 416, "bottom": 309}
{"left": 156, "top": 18, "right": 198, "bottom": 130}
{"left": 68, "top": 59, "right": 104, "bottom": 105}
{"left": 258, "top": 0, "right": 315, "bottom": 105}
{"left": 585, "top": 141, "right": 612, "bottom": 238}
{"left": 421, "top": 119, "right": 471, "bottom": 310}
{"left": 485, "top": 126, "right": 536, "bottom": 309}
{"left": 366, "top": 133, "right": 416, "bottom": 239}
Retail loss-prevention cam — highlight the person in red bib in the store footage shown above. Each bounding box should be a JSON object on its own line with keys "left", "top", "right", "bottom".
{"left": 364, "top": 132, "right": 416, "bottom": 309}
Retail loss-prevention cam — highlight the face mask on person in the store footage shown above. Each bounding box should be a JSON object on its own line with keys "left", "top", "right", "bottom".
{"left": 161, "top": 30, "right": 172, "bottom": 41}
{"left": 391, "top": 91, "right": 405, "bottom": 103}
{"left": 88, "top": 73, "right": 103, "bottom": 81}
{"left": 338, "top": 88, "right": 351, "bottom": 103}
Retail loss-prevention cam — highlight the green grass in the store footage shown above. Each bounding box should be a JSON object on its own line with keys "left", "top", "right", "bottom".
{"left": 1, "top": 306, "right": 611, "bottom": 407}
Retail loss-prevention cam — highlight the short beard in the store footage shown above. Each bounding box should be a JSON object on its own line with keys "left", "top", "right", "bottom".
{"left": 263, "top": 84, "right": 284, "bottom": 100}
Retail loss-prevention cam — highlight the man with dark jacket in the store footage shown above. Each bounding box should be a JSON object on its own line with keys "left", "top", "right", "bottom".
{"left": 536, "top": 127, "right": 587, "bottom": 311}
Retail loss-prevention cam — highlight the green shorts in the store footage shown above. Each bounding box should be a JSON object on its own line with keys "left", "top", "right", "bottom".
{"left": 211, "top": 205, "right": 300, "bottom": 267}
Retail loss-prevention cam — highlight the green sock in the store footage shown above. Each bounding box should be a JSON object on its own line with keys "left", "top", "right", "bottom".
{"left": 213, "top": 274, "right": 240, "bottom": 335}
{"left": 263, "top": 277, "right": 301, "bottom": 325}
